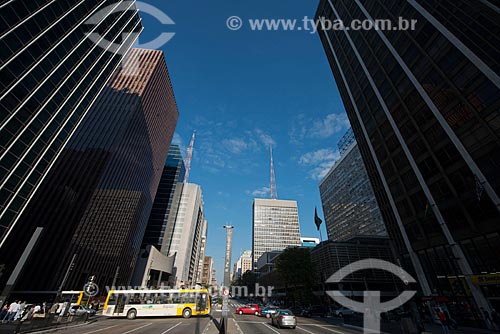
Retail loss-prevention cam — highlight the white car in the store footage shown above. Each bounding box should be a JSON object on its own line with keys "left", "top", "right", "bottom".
{"left": 334, "top": 307, "right": 354, "bottom": 317}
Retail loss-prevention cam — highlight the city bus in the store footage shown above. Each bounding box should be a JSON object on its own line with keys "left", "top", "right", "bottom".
{"left": 61, "top": 290, "right": 84, "bottom": 306}
{"left": 103, "top": 289, "right": 210, "bottom": 319}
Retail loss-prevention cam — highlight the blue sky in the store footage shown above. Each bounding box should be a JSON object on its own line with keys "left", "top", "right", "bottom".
{"left": 138, "top": 1, "right": 349, "bottom": 284}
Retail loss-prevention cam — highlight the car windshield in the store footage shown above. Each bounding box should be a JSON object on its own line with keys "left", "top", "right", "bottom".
{"left": 280, "top": 310, "right": 293, "bottom": 315}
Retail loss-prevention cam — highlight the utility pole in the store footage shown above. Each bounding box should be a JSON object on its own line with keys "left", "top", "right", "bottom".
{"left": 112, "top": 266, "right": 120, "bottom": 288}
{"left": 56, "top": 253, "right": 77, "bottom": 303}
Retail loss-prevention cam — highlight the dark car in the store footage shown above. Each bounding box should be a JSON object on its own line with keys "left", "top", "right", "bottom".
{"left": 260, "top": 306, "right": 279, "bottom": 318}
{"left": 289, "top": 306, "right": 305, "bottom": 316}
{"left": 69, "top": 305, "right": 96, "bottom": 317}
{"left": 303, "top": 305, "right": 328, "bottom": 318}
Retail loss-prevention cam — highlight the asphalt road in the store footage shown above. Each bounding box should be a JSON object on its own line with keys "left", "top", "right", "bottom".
{"left": 46, "top": 301, "right": 362, "bottom": 334}
{"left": 46, "top": 316, "right": 212, "bottom": 334}
{"left": 224, "top": 301, "right": 362, "bottom": 334}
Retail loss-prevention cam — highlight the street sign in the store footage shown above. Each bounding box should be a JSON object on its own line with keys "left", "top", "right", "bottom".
{"left": 222, "top": 298, "right": 228, "bottom": 312}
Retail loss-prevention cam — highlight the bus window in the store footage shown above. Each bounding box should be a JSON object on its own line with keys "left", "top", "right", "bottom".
{"left": 171, "top": 293, "right": 181, "bottom": 304}
{"left": 182, "top": 293, "right": 195, "bottom": 304}
{"left": 107, "top": 294, "right": 117, "bottom": 305}
{"left": 160, "top": 293, "right": 171, "bottom": 304}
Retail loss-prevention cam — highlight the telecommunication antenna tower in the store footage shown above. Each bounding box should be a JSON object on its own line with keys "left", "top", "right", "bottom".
{"left": 270, "top": 145, "right": 278, "bottom": 199}
{"left": 183, "top": 130, "right": 196, "bottom": 184}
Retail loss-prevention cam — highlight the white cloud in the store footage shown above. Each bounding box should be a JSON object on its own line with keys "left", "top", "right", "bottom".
{"left": 299, "top": 148, "right": 340, "bottom": 180}
{"left": 222, "top": 138, "right": 257, "bottom": 154}
{"left": 289, "top": 113, "right": 349, "bottom": 143}
{"left": 250, "top": 186, "right": 270, "bottom": 197}
{"left": 311, "top": 113, "right": 350, "bottom": 139}
{"left": 255, "top": 129, "right": 276, "bottom": 147}
{"left": 299, "top": 149, "right": 340, "bottom": 165}
{"left": 172, "top": 132, "right": 183, "bottom": 145}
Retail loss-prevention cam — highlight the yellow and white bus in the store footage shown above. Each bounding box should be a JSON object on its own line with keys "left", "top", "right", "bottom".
{"left": 103, "top": 289, "right": 210, "bottom": 319}
{"left": 61, "top": 290, "right": 84, "bottom": 306}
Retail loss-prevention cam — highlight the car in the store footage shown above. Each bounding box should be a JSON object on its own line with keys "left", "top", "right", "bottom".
{"left": 334, "top": 307, "right": 354, "bottom": 317}
{"left": 260, "top": 306, "right": 279, "bottom": 318}
{"left": 289, "top": 306, "right": 305, "bottom": 316}
{"left": 271, "top": 309, "right": 296, "bottom": 329}
{"left": 68, "top": 305, "right": 96, "bottom": 317}
{"left": 236, "top": 304, "right": 261, "bottom": 315}
{"left": 303, "top": 305, "right": 328, "bottom": 318}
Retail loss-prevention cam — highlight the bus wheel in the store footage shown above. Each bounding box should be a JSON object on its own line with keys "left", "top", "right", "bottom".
{"left": 182, "top": 308, "right": 192, "bottom": 319}
{"left": 127, "top": 309, "right": 137, "bottom": 320}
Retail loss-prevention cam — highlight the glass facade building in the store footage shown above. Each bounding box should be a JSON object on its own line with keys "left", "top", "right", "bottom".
{"left": 0, "top": 0, "right": 142, "bottom": 246}
{"left": 319, "top": 129, "right": 386, "bottom": 241}
{"left": 316, "top": 0, "right": 500, "bottom": 315}
{"left": 0, "top": 48, "right": 179, "bottom": 294}
{"left": 252, "top": 198, "right": 302, "bottom": 268}
{"left": 142, "top": 144, "right": 186, "bottom": 251}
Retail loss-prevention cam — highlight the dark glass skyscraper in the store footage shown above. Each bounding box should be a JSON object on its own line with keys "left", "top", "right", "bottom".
{"left": 0, "top": 48, "right": 179, "bottom": 295}
{"left": 317, "top": 0, "right": 500, "bottom": 316}
{"left": 0, "top": 1, "right": 143, "bottom": 246}
{"left": 319, "top": 129, "right": 386, "bottom": 241}
{"left": 142, "top": 144, "right": 186, "bottom": 251}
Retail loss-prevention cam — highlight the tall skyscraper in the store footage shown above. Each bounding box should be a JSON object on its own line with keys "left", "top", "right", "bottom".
{"left": 161, "top": 183, "right": 206, "bottom": 287}
{"left": 252, "top": 199, "right": 301, "bottom": 268}
{"left": 319, "top": 129, "right": 386, "bottom": 241}
{"left": 202, "top": 256, "right": 214, "bottom": 286}
{"left": 316, "top": 0, "right": 500, "bottom": 314}
{"left": 233, "top": 250, "right": 252, "bottom": 281}
{"left": 142, "top": 144, "right": 186, "bottom": 251}
{"left": 0, "top": 48, "right": 179, "bottom": 294}
{"left": 1, "top": 0, "right": 142, "bottom": 246}
{"left": 195, "top": 220, "right": 208, "bottom": 284}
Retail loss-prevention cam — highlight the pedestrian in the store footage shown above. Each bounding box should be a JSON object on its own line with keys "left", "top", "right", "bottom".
{"left": 481, "top": 307, "right": 493, "bottom": 329}
{"left": 33, "top": 304, "right": 41, "bottom": 314}
{"left": 7, "top": 301, "right": 20, "bottom": 322}
{"left": 438, "top": 309, "right": 450, "bottom": 334}
{"left": 0, "top": 304, "right": 8, "bottom": 322}
{"left": 49, "top": 303, "right": 58, "bottom": 315}
{"left": 14, "top": 301, "right": 26, "bottom": 321}
{"left": 491, "top": 309, "right": 500, "bottom": 331}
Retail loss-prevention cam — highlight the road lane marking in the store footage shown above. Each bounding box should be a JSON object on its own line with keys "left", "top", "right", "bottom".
{"left": 263, "top": 323, "right": 282, "bottom": 334}
{"left": 232, "top": 318, "right": 244, "bottom": 334}
{"left": 83, "top": 325, "right": 119, "bottom": 334}
{"left": 122, "top": 323, "right": 152, "bottom": 334}
{"left": 161, "top": 322, "right": 182, "bottom": 334}
{"left": 312, "top": 325, "right": 349, "bottom": 333}
{"left": 297, "top": 326, "right": 316, "bottom": 334}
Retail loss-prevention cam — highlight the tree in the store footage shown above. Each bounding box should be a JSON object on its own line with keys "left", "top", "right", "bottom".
{"left": 275, "top": 247, "right": 314, "bottom": 305}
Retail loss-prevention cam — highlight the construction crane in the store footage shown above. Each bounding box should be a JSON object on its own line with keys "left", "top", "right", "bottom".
{"left": 183, "top": 130, "right": 196, "bottom": 184}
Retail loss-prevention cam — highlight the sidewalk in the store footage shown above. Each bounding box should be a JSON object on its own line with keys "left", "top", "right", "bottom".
{"left": 205, "top": 312, "right": 240, "bottom": 334}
